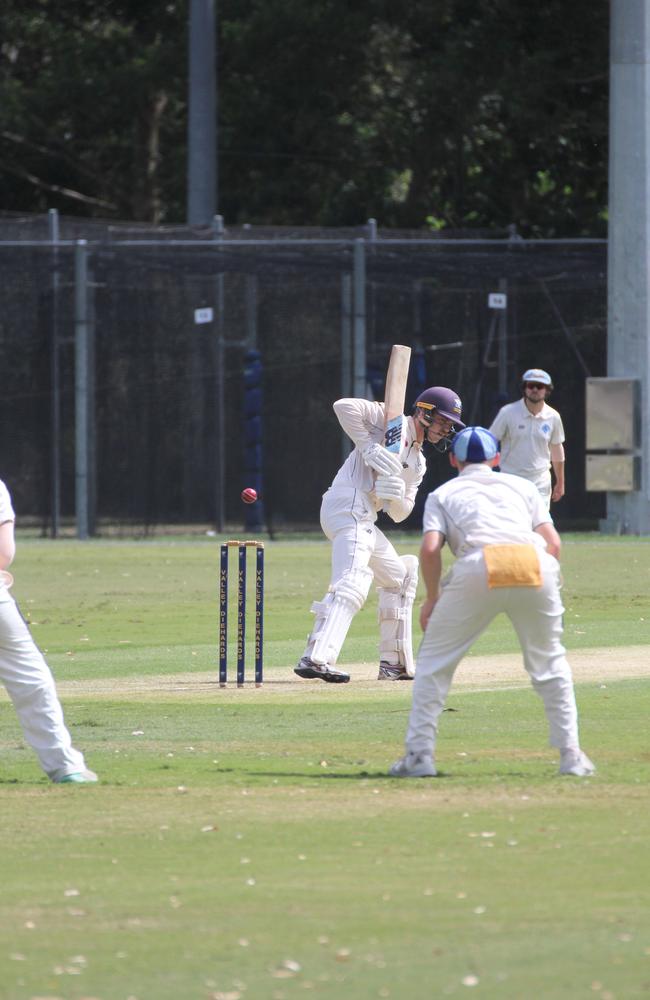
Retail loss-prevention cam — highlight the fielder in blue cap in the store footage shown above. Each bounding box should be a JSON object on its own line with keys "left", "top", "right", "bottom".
{"left": 389, "top": 426, "right": 594, "bottom": 780}
{"left": 450, "top": 426, "right": 499, "bottom": 463}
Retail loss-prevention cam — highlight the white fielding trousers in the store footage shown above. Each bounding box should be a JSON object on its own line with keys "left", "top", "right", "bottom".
{"left": 406, "top": 549, "right": 580, "bottom": 756}
{"left": 501, "top": 468, "right": 551, "bottom": 508}
{"left": 535, "top": 478, "right": 552, "bottom": 508}
{"left": 0, "top": 598, "right": 87, "bottom": 781}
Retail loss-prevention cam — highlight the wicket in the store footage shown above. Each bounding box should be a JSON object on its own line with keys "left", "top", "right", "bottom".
{"left": 219, "top": 540, "right": 264, "bottom": 687}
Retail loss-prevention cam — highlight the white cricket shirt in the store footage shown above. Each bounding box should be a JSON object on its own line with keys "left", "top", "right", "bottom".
{"left": 489, "top": 398, "right": 564, "bottom": 486}
{"left": 0, "top": 480, "right": 15, "bottom": 603}
{"left": 329, "top": 398, "right": 426, "bottom": 521}
{"left": 0, "top": 480, "right": 15, "bottom": 523}
{"left": 422, "top": 464, "right": 552, "bottom": 558}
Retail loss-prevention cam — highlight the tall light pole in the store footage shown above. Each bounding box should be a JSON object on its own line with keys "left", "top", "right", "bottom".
{"left": 187, "top": 0, "right": 217, "bottom": 223}
{"left": 604, "top": 0, "right": 650, "bottom": 532}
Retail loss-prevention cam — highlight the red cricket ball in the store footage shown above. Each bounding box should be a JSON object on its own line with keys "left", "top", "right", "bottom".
{"left": 241, "top": 487, "right": 258, "bottom": 504}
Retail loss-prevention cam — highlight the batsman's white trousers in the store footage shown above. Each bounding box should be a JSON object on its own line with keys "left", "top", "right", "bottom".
{"left": 0, "top": 598, "right": 87, "bottom": 780}
{"left": 405, "top": 549, "right": 580, "bottom": 756}
{"left": 302, "top": 487, "right": 410, "bottom": 664}
{"left": 320, "top": 487, "right": 406, "bottom": 589}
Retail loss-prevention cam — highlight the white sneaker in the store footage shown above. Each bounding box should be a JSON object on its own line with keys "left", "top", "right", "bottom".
{"left": 559, "top": 749, "right": 595, "bottom": 777}
{"left": 389, "top": 752, "right": 437, "bottom": 778}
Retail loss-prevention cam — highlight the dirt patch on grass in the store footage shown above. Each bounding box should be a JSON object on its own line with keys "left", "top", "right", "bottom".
{"left": 343, "top": 644, "right": 649, "bottom": 689}
{"left": 428, "top": 645, "right": 648, "bottom": 690}
{"left": 9, "top": 643, "right": 645, "bottom": 701}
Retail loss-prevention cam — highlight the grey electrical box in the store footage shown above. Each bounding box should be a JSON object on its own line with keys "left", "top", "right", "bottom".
{"left": 585, "top": 378, "right": 640, "bottom": 492}
{"left": 586, "top": 378, "right": 639, "bottom": 451}
{"left": 586, "top": 454, "right": 639, "bottom": 492}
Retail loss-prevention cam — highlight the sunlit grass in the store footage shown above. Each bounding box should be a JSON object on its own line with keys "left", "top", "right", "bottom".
{"left": 0, "top": 536, "right": 648, "bottom": 999}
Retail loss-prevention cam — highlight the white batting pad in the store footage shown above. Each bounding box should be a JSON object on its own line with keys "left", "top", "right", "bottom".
{"left": 302, "top": 593, "right": 334, "bottom": 658}
{"left": 377, "top": 554, "right": 419, "bottom": 676}
{"left": 310, "top": 567, "right": 374, "bottom": 666}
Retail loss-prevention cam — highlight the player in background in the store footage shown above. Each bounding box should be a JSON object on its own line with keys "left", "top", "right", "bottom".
{"left": 295, "top": 387, "right": 464, "bottom": 684}
{"left": 390, "top": 426, "right": 594, "bottom": 779}
{"left": 489, "top": 368, "right": 565, "bottom": 508}
{"left": 0, "top": 479, "right": 98, "bottom": 784}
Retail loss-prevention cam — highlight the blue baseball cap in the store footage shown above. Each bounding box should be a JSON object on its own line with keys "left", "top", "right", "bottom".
{"left": 451, "top": 426, "right": 499, "bottom": 463}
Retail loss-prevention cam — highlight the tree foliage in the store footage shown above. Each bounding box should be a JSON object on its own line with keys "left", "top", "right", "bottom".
{"left": 0, "top": 0, "right": 608, "bottom": 234}
{"left": 0, "top": 0, "right": 186, "bottom": 221}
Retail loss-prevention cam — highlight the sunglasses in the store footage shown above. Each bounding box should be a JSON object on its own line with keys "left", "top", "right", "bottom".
{"left": 525, "top": 382, "right": 546, "bottom": 390}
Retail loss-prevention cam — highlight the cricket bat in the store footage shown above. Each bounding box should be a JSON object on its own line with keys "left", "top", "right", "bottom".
{"left": 383, "top": 345, "right": 412, "bottom": 453}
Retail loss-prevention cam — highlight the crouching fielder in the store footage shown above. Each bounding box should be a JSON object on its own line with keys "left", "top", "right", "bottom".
{"left": 390, "top": 427, "right": 594, "bottom": 778}
{"left": 0, "top": 479, "right": 97, "bottom": 784}
{"left": 295, "top": 388, "right": 464, "bottom": 684}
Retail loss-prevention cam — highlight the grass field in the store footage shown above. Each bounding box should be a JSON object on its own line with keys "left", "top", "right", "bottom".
{"left": 1, "top": 534, "right": 649, "bottom": 1000}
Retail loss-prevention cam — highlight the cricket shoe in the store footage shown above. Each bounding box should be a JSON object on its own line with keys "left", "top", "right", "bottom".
{"left": 559, "top": 749, "right": 595, "bottom": 777}
{"left": 377, "top": 661, "right": 412, "bottom": 681}
{"left": 294, "top": 657, "right": 350, "bottom": 684}
{"left": 55, "top": 769, "right": 99, "bottom": 784}
{"left": 389, "top": 751, "right": 437, "bottom": 778}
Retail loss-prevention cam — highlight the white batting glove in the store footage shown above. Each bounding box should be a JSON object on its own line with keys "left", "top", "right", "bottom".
{"left": 375, "top": 474, "right": 406, "bottom": 501}
{"left": 361, "top": 442, "right": 403, "bottom": 477}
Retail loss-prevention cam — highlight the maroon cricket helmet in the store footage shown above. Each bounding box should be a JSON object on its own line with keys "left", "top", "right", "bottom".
{"left": 413, "top": 386, "right": 465, "bottom": 429}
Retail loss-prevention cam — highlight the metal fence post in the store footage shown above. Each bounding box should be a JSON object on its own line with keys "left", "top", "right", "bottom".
{"left": 340, "top": 272, "right": 353, "bottom": 462}
{"left": 75, "top": 240, "right": 90, "bottom": 539}
{"left": 352, "top": 238, "right": 367, "bottom": 398}
{"left": 213, "top": 214, "right": 225, "bottom": 532}
{"left": 246, "top": 274, "right": 258, "bottom": 350}
{"left": 48, "top": 208, "right": 61, "bottom": 538}
{"left": 497, "top": 277, "right": 508, "bottom": 396}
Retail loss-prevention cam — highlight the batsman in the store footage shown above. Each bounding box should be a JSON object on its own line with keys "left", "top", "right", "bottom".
{"left": 295, "top": 346, "right": 464, "bottom": 683}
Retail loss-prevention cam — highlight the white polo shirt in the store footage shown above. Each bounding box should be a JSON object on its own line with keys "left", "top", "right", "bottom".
{"left": 422, "top": 464, "right": 552, "bottom": 558}
{"left": 0, "top": 480, "right": 15, "bottom": 603}
{"left": 0, "top": 480, "right": 15, "bottom": 524}
{"left": 489, "top": 398, "right": 564, "bottom": 486}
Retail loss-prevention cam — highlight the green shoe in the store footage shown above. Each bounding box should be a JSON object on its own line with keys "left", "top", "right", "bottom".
{"left": 57, "top": 769, "right": 99, "bottom": 784}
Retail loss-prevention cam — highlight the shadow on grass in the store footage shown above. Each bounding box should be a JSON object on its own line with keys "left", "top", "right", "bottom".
{"left": 224, "top": 764, "right": 547, "bottom": 781}
{"left": 236, "top": 769, "right": 452, "bottom": 781}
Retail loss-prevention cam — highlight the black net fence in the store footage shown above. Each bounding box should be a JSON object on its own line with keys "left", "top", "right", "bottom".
{"left": 0, "top": 213, "right": 607, "bottom": 534}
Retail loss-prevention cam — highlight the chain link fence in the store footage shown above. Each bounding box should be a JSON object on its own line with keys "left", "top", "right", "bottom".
{"left": 0, "top": 212, "right": 607, "bottom": 534}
